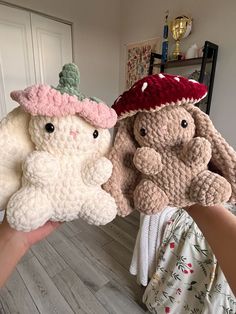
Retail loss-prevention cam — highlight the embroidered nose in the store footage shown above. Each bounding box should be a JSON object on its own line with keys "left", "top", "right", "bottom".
{"left": 70, "top": 130, "right": 78, "bottom": 139}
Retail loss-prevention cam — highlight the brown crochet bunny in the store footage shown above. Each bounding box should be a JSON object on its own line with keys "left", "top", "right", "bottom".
{"left": 132, "top": 104, "right": 231, "bottom": 214}
{"left": 104, "top": 74, "right": 236, "bottom": 216}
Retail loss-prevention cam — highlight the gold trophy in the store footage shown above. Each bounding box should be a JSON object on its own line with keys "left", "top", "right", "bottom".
{"left": 170, "top": 15, "right": 192, "bottom": 59}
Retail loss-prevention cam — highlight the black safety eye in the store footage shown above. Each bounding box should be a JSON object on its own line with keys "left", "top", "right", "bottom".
{"left": 93, "top": 130, "right": 99, "bottom": 138}
{"left": 45, "top": 123, "right": 55, "bottom": 133}
{"left": 181, "top": 120, "right": 188, "bottom": 128}
{"left": 140, "top": 127, "right": 147, "bottom": 137}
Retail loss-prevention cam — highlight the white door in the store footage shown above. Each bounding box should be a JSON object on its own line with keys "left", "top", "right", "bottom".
{"left": 0, "top": 5, "right": 73, "bottom": 118}
{"left": 31, "top": 13, "right": 73, "bottom": 86}
{"left": 0, "top": 5, "right": 35, "bottom": 116}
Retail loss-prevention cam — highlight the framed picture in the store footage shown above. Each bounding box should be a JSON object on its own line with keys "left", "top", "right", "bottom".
{"left": 125, "top": 37, "right": 161, "bottom": 89}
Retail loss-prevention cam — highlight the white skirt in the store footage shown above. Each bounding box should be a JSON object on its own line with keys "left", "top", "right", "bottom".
{"left": 129, "top": 206, "right": 178, "bottom": 286}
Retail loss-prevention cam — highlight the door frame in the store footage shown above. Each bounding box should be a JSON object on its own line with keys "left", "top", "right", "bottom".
{"left": 0, "top": 0, "right": 74, "bottom": 62}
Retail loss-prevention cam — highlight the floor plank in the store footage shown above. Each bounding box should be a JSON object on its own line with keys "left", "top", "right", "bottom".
{"left": 17, "top": 257, "right": 74, "bottom": 314}
{"left": 70, "top": 233, "right": 143, "bottom": 303}
{"left": 99, "top": 221, "right": 136, "bottom": 252}
{"left": 0, "top": 212, "right": 146, "bottom": 314}
{"left": 114, "top": 215, "right": 139, "bottom": 234}
{"left": 124, "top": 212, "right": 140, "bottom": 228}
{"left": 59, "top": 220, "right": 82, "bottom": 238}
{"left": 103, "top": 240, "right": 132, "bottom": 271}
{"left": 52, "top": 267, "right": 109, "bottom": 314}
{"left": 96, "top": 281, "right": 146, "bottom": 314}
{"left": 20, "top": 248, "right": 35, "bottom": 263}
{"left": 70, "top": 219, "right": 113, "bottom": 247}
{"left": 47, "top": 229, "right": 109, "bottom": 292}
{"left": 31, "top": 238, "right": 68, "bottom": 278}
{"left": 0, "top": 269, "right": 39, "bottom": 314}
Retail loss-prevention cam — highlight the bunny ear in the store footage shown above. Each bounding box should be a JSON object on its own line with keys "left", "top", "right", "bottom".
{"left": 184, "top": 104, "right": 236, "bottom": 203}
{"left": 103, "top": 116, "right": 141, "bottom": 216}
{"left": 0, "top": 107, "right": 34, "bottom": 209}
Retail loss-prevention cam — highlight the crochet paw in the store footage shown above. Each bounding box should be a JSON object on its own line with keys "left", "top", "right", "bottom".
{"left": 23, "top": 151, "right": 59, "bottom": 185}
{"left": 190, "top": 170, "right": 232, "bottom": 206}
{"left": 134, "top": 179, "right": 168, "bottom": 214}
{"left": 133, "top": 147, "right": 162, "bottom": 175}
{"left": 181, "top": 137, "right": 212, "bottom": 167}
{"left": 83, "top": 157, "right": 113, "bottom": 186}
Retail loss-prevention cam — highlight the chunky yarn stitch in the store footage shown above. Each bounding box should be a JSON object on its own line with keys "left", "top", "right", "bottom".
{"left": 4, "top": 63, "right": 117, "bottom": 231}
{"left": 104, "top": 74, "right": 236, "bottom": 216}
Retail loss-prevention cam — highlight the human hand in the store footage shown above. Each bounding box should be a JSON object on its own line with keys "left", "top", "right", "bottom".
{"left": 0, "top": 216, "right": 61, "bottom": 288}
{"left": 20, "top": 220, "right": 61, "bottom": 249}
{"left": 0, "top": 216, "right": 61, "bottom": 253}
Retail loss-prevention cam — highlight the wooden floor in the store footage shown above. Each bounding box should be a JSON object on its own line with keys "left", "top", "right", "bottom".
{"left": 0, "top": 212, "right": 148, "bottom": 314}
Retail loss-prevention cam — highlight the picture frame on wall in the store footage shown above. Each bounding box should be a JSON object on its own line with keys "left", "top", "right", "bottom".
{"left": 125, "top": 37, "right": 161, "bottom": 89}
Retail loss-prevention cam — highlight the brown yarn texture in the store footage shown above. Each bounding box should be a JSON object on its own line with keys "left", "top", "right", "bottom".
{"left": 104, "top": 104, "right": 236, "bottom": 216}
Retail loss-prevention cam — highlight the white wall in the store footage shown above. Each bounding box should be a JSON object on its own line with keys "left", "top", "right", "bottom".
{"left": 120, "top": 0, "right": 236, "bottom": 148}
{"left": 2, "top": 0, "right": 236, "bottom": 147}
{"left": 3, "top": 0, "right": 121, "bottom": 106}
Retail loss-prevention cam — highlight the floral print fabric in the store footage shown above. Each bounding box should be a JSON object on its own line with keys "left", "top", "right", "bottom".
{"left": 125, "top": 38, "right": 161, "bottom": 89}
{"left": 143, "top": 209, "right": 236, "bottom": 314}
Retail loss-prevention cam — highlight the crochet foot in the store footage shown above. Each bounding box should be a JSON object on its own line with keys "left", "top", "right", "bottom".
{"left": 134, "top": 179, "right": 168, "bottom": 214}
{"left": 80, "top": 191, "right": 117, "bottom": 225}
{"left": 7, "top": 189, "right": 53, "bottom": 231}
{"left": 190, "top": 170, "right": 232, "bottom": 206}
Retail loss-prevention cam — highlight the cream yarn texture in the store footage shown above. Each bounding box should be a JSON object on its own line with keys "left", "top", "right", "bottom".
{"left": 1, "top": 63, "right": 117, "bottom": 231}
{"left": 0, "top": 107, "right": 33, "bottom": 209}
{"left": 6, "top": 114, "right": 117, "bottom": 231}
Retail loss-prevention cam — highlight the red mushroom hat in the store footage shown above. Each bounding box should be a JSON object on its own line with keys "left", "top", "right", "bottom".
{"left": 112, "top": 73, "right": 207, "bottom": 119}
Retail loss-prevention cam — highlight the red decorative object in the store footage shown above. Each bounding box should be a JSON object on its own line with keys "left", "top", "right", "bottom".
{"left": 170, "top": 242, "right": 175, "bottom": 249}
{"left": 187, "top": 263, "right": 192, "bottom": 268}
{"left": 165, "top": 306, "right": 170, "bottom": 313}
{"left": 112, "top": 73, "right": 207, "bottom": 120}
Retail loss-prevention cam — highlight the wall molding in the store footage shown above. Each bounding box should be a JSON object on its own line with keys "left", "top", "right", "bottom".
{"left": 0, "top": 0, "right": 72, "bottom": 25}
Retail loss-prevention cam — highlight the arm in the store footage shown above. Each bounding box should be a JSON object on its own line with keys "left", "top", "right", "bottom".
{"left": 82, "top": 157, "right": 113, "bottom": 186}
{"left": 133, "top": 147, "right": 163, "bottom": 176}
{"left": 23, "top": 151, "right": 59, "bottom": 184}
{"left": 186, "top": 204, "right": 236, "bottom": 296}
{"left": 180, "top": 137, "right": 212, "bottom": 167}
{"left": 0, "top": 217, "right": 60, "bottom": 288}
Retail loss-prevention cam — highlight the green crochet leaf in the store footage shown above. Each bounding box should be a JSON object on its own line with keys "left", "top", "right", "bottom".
{"left": 54, "top": 63, "right": 102, "bottom": 103}
{"left": 55, "top": 63, "right": 85, "bottom": 100}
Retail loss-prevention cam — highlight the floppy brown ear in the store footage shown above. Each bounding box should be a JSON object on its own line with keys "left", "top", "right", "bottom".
{"left": 0, "top": 107, "right": 34, "bottom": 209}
{"left": 103, "top": 116, "right": 141, "bottom": 216}
{"left": 184, "top": 104, "right": 236, "bottom": 203}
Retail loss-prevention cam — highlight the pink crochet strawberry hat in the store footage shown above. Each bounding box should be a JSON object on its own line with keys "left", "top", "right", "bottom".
{"left": 10, "top": 63, "right": 117, "bottom": 129}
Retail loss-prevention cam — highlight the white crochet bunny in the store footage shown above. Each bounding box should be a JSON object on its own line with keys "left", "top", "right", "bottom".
{"left": 5, "top": 64, "right": 117, "bottom": 231}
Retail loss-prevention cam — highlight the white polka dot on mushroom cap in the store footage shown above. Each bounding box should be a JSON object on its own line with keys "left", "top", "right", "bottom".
{"left": 189, "top": 79, "right": 199, "bottom": 84}
{"left": 159, "top": 73, "right": 165, "bottom": 78}
{"left": 174, "top": 77, "right": 180, "bottom": 82}
{"left": 115, "top": 96, "right": 122, "bottom": 103}
{"left": 141, "top": 82, "right": 148, "bottom": 92}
